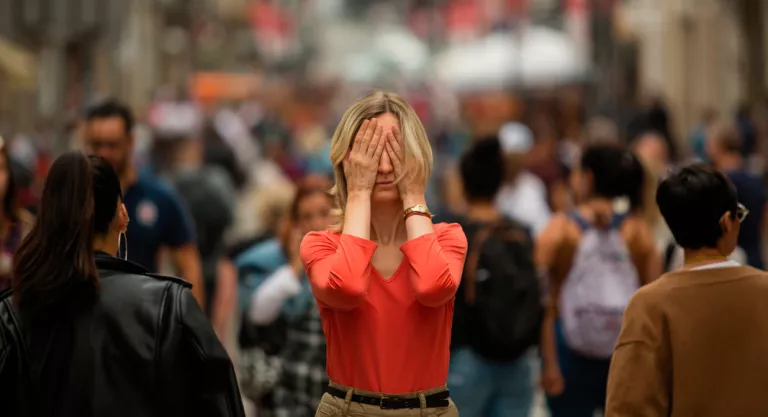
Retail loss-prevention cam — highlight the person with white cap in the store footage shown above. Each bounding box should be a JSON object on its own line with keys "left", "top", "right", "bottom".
{"left": 495, "top": 122, "right": 552, "bottom": 237}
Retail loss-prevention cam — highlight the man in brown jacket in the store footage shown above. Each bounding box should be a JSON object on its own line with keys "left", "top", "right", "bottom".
{"left": 606, "top": 164, "right": 768, "bottom": 417}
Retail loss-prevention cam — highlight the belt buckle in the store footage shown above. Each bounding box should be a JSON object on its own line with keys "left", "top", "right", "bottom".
{"left": 379, "top": 395, "right": 406, "bottom": 410}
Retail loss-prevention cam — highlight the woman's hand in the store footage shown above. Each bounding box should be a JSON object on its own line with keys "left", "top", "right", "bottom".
{"left": 344, "top": 118, "right": 386, "bottom": 197}
{"left": 541, "top": 363, "right": 565, "bottom": 396}
{"left": 385, "top": 126, "right": 426, "bottom": 208}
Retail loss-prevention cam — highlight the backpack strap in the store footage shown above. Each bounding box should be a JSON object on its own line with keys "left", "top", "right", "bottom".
{"left": 569, "top": 211, "right": 591, "bottom": 231}
{"left": 609, "top": 213, "right": 628, "bottom": 229}
{"left": 571, "top": 211, "right": 627, "bottom": 230}
{"left": 464, "top": 224, "right": 497, "bottom": 306}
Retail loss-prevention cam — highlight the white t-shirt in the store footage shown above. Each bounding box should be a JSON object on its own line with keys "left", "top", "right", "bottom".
{"left": 668, "top": 247, "right": 746, "bottom": 271}
{"left": 495, "top": 171, "right": 552, "bottom": 237}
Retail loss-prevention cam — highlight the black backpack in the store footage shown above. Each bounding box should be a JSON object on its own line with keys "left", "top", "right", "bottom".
{"left": 462, "top": 219, "right": 543, "bottom": 362}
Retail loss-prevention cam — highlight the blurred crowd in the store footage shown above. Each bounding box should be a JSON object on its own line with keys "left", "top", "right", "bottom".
{"left": 1, "top": 76, "right": 767, "bottom": 417}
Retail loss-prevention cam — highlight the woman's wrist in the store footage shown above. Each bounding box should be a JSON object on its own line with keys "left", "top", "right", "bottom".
{"left": 347, "top": 190, "right": 372, "bottom": 202}
{"left": 402, "top": 194, "right": 427, "bottom": 210}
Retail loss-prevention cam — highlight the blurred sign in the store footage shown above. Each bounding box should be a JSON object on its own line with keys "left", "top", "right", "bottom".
{"left": 189, "top": 72, "right": 262, "bottom": 102}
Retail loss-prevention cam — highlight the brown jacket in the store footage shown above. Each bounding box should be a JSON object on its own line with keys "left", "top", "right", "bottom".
{"left": 606, "top": 265, "right": 768, "bottom": 417}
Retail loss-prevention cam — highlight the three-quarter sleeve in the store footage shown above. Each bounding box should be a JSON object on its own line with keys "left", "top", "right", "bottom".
{"left": 300, "top": 231, "right": 377, "bottom": 310}
{"left": 400, "top": 223, "right": 468, "bottom": 307}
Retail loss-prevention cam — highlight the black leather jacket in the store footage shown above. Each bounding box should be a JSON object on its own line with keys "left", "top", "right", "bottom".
{"left": 0, "top": 252, "right": 245, "bottom": 417}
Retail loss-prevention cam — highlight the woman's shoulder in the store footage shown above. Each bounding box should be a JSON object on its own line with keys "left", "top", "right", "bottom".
{"left": 302, "top": 229, "right": 342, "bottom": 246}
{"left": 432, "top": 222, "right": 467, "bottom": 244}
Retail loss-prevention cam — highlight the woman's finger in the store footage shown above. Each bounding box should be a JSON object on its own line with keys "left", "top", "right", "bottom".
{"left": 385, "top": 136, "right": 402, "bottom": 171}
{"left": 367, "top": 123, "right": 384, "bottom": 157}
{"left": 351, "top": 119, "right": 370, "bottom": 153}
{"left": 389, "top": 125, "right": 405, "bottom": 161}
{"left": 358, "top": 118, "right": 377, "bottom": 154}
{"left": 371, "top": 128, "right": 388, "bottom": 162}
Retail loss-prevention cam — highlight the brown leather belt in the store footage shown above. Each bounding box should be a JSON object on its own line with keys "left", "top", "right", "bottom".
{"left": 326, "top": 386, "right": 450, "bottom": 410}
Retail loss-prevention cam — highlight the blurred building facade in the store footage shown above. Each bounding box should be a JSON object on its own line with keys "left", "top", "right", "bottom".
{"left": 0, "top": 0, "right": 257, "bottom": 137}
{"left": 0, "top": 0, "right": 128, "bottom": 133}
{"left": 619, "top": 0, "right": 767, "bottom": 143}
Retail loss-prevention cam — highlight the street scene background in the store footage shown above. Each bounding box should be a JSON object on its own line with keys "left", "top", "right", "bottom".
{"left": 2, "top": 0, "right": 768, "bottom": 416}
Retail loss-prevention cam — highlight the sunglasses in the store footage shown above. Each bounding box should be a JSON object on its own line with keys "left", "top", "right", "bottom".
{"left": 720, "top": 203, "right": 749, "bottom": 226}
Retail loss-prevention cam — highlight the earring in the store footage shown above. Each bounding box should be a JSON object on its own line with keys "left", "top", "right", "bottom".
{"left": 119, "top": 230, "right": 128, "bottom": 261}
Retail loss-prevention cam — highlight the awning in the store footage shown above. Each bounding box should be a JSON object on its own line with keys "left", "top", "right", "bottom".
{"left": 0, "top": 37, "right": 37, "bottom": 90}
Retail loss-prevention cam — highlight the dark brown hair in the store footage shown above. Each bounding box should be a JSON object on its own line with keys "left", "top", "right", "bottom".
{"left": 280, "top": 177, "right": 332, "bottom": 255}
{"left": 12, "top": 151, "right": 99, "bottom": 313}
{"left": 289, "top": 176, "right": 332, "bottom": 222}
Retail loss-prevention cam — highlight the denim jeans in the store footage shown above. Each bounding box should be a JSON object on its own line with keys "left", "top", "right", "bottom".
{"left": 448, "top": 347, "right": 534, "bottom": 417}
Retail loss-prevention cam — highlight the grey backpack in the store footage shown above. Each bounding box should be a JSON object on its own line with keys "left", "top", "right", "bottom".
{"left": 559, "top": 213, "right": 640, "bottom": 358}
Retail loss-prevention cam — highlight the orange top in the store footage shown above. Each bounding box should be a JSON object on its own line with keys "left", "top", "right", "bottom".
{"left": 300, "top": 223, "right": 467, "bottom": 394}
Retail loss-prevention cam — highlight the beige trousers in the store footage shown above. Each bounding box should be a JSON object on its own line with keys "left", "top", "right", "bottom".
{"left": 315, "top": 382, "right": 459, "bottom": 417}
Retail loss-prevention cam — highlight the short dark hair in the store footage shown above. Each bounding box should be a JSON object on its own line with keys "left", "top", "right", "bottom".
{"left": 656, "top": 164, "right": 738, "bottom": 249}
{"left": 460, "top": 137, "right": 505, "bottom": 202}
{"left": 580, "top": 144, "right": 646, "bottom": 209}
{"left": 85, "top": 100, "right": 134, "bottom": 134}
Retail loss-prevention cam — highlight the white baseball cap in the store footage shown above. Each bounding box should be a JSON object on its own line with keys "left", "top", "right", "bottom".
{"left": 499, "top": 122, "right": 534, "bottom": 154}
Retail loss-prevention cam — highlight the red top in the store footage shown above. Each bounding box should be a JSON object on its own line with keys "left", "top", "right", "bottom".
{"left": 300, "top": 223, "right": 467, "bottom": 394}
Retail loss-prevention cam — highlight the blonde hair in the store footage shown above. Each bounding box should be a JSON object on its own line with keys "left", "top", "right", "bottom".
{"left": 255, "top": 184, "right": 296, "bottom": 234}
{"left": 329, "top": 91, "right": 433, "bottom": 231}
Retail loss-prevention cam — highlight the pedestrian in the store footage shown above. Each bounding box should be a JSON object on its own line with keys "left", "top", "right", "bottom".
{"left": 0, "top": 152, "right": 244, "bottom": 417}
{"left": 706, "top": 119, "right": 766, "bottom": 269}
{"left": 247, "top": 180, "right": 333, "bottom": 417}
{"left": 494, "top": 122, "right": 552, "bottom": 237}
{"left": 300, "top": 91, "right": 467, "bottom": 416}
{"left": 606, "top": 164, "right": 768, "bottom": 417}
{"left": 537, "top": 144, "right": 657, "bottom": 417}
{"left": 235, "top": 179, "right": 332, "bottom": 417}
{"left": 81, "top": 100, "right": 205, "bottom": 305}
{"left": 159, "top": 131, "right": 238, "bottom": 339}
{"left": 448, "top": 138, "right": 542, "bottom": 417}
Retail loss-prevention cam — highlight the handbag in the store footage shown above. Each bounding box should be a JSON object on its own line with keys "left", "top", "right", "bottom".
{"left": 237, "top": 313, "right": 287, "bottom": 402}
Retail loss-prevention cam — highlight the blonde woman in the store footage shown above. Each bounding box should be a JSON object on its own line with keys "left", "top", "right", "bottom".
{"left": 300, "top": 91, "right": 467, "bottom": 416}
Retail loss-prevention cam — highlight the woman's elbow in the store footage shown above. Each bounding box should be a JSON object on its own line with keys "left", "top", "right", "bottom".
{"left": 314, "top": 278, "right": 368, "bottom": 309}
{"left": 414, "top": 275, "right": 459, "bottom": 307}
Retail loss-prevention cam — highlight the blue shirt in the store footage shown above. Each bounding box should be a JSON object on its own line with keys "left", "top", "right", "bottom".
{"left": 123, "top": 176, "right": 196, "bottom": 272}
{"left": 727, "top": 169, "right": 766, "bottom": 269}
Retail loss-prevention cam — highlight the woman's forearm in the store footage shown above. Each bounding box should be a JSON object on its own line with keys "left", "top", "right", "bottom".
{"left": 541, "top": 308, "right": 559, "bottom": 369}
{"left": 211, "top": 259, "right": 238, "bottom": 342}
{"left": 343, "top": 192, "right": 372, "bottom": 240}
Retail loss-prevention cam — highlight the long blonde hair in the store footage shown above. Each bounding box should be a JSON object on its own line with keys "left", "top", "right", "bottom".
{"left": 329, "top": 91, "right": 433, "bottom": 231}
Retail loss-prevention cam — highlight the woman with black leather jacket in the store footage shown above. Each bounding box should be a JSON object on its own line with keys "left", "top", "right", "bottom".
{"left": 0, "top": 152, "right": 245, "bottom": 417}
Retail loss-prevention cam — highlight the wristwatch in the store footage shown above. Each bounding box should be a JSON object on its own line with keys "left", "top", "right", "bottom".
{"left": 403, "top": 204, "right": 432, "bottom": 220}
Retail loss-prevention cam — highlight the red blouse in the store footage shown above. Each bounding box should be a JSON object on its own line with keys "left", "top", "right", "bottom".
{"left": 300, "top": 223, "right": 467, "bottom": 394}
